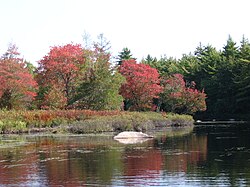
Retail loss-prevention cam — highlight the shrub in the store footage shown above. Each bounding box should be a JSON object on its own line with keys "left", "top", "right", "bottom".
{"left": 0, "top": 120, "right": 27, "bottom": 133}
{"left": 160, "top": 74, "right": 206, "bottom": 114}
{"left": 69, "top": 119, "right": 114, "bottom": 134}
{"left": 166, "top": 113, "right": 194, "bottom": 126}
{"left": 0, "top": 110, "right": 194, "bottom": 134}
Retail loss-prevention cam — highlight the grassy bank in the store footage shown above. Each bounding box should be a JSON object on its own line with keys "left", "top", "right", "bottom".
{"left": 0, "top": 110, "right": 194, "bottom": 134}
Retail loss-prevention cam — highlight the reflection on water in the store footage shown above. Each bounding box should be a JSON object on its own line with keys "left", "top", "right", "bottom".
{"left": 114, "top": 137, "right": 152, "bottom": 144}
{"left": 0, "top": 124, "right": 250, "bottom": 186}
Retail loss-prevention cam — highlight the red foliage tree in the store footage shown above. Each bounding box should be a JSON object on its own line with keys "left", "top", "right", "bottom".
{"left": 119, "top": 59, "right": 162, "bottom": 111}
{"left": 37, "top": 44, "right": 85, "bottom": 107}
{"left": 161, "top": 74, "right": 206, "bottom": 114}
{"left": 0, "top": 44, "right": 37, "bottom": 109}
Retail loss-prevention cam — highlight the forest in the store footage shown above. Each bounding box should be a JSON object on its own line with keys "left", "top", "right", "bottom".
{"left": 0, "top": 35, "right": 250, "bottom": 120}
{"left": 142, "top": 35, "right": 250, "bottom": 119}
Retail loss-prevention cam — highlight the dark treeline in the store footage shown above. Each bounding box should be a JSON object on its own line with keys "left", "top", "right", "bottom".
{"left": 142, "top": 36, "right": 250, "bottom": 120}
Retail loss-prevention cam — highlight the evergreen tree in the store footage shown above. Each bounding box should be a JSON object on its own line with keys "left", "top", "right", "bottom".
{"left": 223, "top": 35, "right": 239, "bottom": 60}
{"left": 190, "top": 44, "right": 222, "bottom": 117}
{"left": 117, "top": 47, "right": 136, "bottom": 65}
{"left": 178, "top": 54, "right": 200, "bottom": 79}
{"left": 239, "top": 36, "right": 250, "bottom": 60}
{"left": 216, "top": 36, "right": 239, "bottom": 115}
{"left": 73, "top": 45, "right": 125, "bottom": 110}
{"left": 144, "top": 55, "right": 179, "bottom": 76}
{"left": 142, "top": 54, "right": 157, "bottom": 65}
{"left": 234, "top": 36, "right": 250, "bottom": 114}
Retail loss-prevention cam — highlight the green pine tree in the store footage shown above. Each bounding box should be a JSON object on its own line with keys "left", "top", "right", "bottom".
{"left": 73, "top": 46, "right": 125, "bottom": 110}
{"left": 117, "top": 47, "right": 136, "bottom": 65}
{"left": 234, "top": 36, "right": 250, "bottom": 114}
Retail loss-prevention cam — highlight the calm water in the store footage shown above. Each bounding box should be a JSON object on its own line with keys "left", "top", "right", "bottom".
{"left": 0, "top": 123, "right": 250, "bottom": 187}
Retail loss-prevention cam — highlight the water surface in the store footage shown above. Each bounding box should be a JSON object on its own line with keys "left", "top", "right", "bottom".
{"left": 0, "top": 123, "right": 250, "bottom": 186}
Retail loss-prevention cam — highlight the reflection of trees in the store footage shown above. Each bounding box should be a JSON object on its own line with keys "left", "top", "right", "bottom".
{"left": 0, "top": 145, "right": 40, "bottom": 186}
{"left": 120, "top": 146, "right": 163, "bottom": 186}
{"left": 197, "top": 124, "right": 250, "bottom": 186}
{"left": 1, "top": 131, "right": 249, "bottom": 186}
{"left": 159, "top": 134, "right": 207, "bottom": 172}
{"left": 123, "top": 147, "right": 163, "bottom": 176}
{"left": 0, "top": 136, "right": 124, "bottom": 186}
{"left": 36, "top": 136, "right": 123, "bottom": 186}
{"left": 0, "top": 133, "right": 208, "bottom": 186}
{"left": 122, "top": 134, "right": 208, "bottom": 179}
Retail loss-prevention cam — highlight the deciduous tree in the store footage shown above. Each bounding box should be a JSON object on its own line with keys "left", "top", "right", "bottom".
{"left": 160, "top": 74, "right": 206, "bottom": 114}
{"left": 119, "top": 59, "right": 162, "bottom": 111}
{"left": 37, "top": 43, "right": 85, "bottom": 108}
{"left": 0, "top": 44, "right": 37, "bottom": 109}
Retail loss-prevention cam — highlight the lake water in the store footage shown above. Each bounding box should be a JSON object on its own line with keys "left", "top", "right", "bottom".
{"left": 0, "top": 123, "right": 250, "bottom": 186}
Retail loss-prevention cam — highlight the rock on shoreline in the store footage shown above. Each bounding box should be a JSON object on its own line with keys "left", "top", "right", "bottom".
{"left": 114, "top": 131, "right": 153, "bottom": 139}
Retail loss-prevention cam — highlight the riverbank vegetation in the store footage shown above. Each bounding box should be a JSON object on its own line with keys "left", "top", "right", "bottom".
{"left": 0, "top": 110, "right": 194, "bottom": 134}
{"left": 1, "top": 34, "right": 250, "bottom": 134}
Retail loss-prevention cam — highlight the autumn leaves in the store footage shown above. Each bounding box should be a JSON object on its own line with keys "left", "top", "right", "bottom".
{"left": 0, "top": 43, "right": 206, "bottom": 114}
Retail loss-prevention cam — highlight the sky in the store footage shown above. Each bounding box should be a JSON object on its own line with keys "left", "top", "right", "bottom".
{"left": 0, "top": 0, "right": 250, "bottom": 65}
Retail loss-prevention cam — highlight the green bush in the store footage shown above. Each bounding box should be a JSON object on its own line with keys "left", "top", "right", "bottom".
{"left": 0, "top": 120, "right": 27, "bottom": 133}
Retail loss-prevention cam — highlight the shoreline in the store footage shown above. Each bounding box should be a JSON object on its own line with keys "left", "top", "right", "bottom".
{"left": 0, "top": 110, "right": 194, "bottom": 135}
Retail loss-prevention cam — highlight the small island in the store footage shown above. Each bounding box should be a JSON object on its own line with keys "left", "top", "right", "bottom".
{"left": 0, "top": 43, "right": 205, "bottom": 135}
{"left": 0, "top": 110, "right": 194, "bottom": 134}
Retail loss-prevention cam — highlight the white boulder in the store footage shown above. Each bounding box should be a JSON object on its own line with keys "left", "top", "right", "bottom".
{"left": 114, "top": 131, "right": 153, "bottom": 139}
